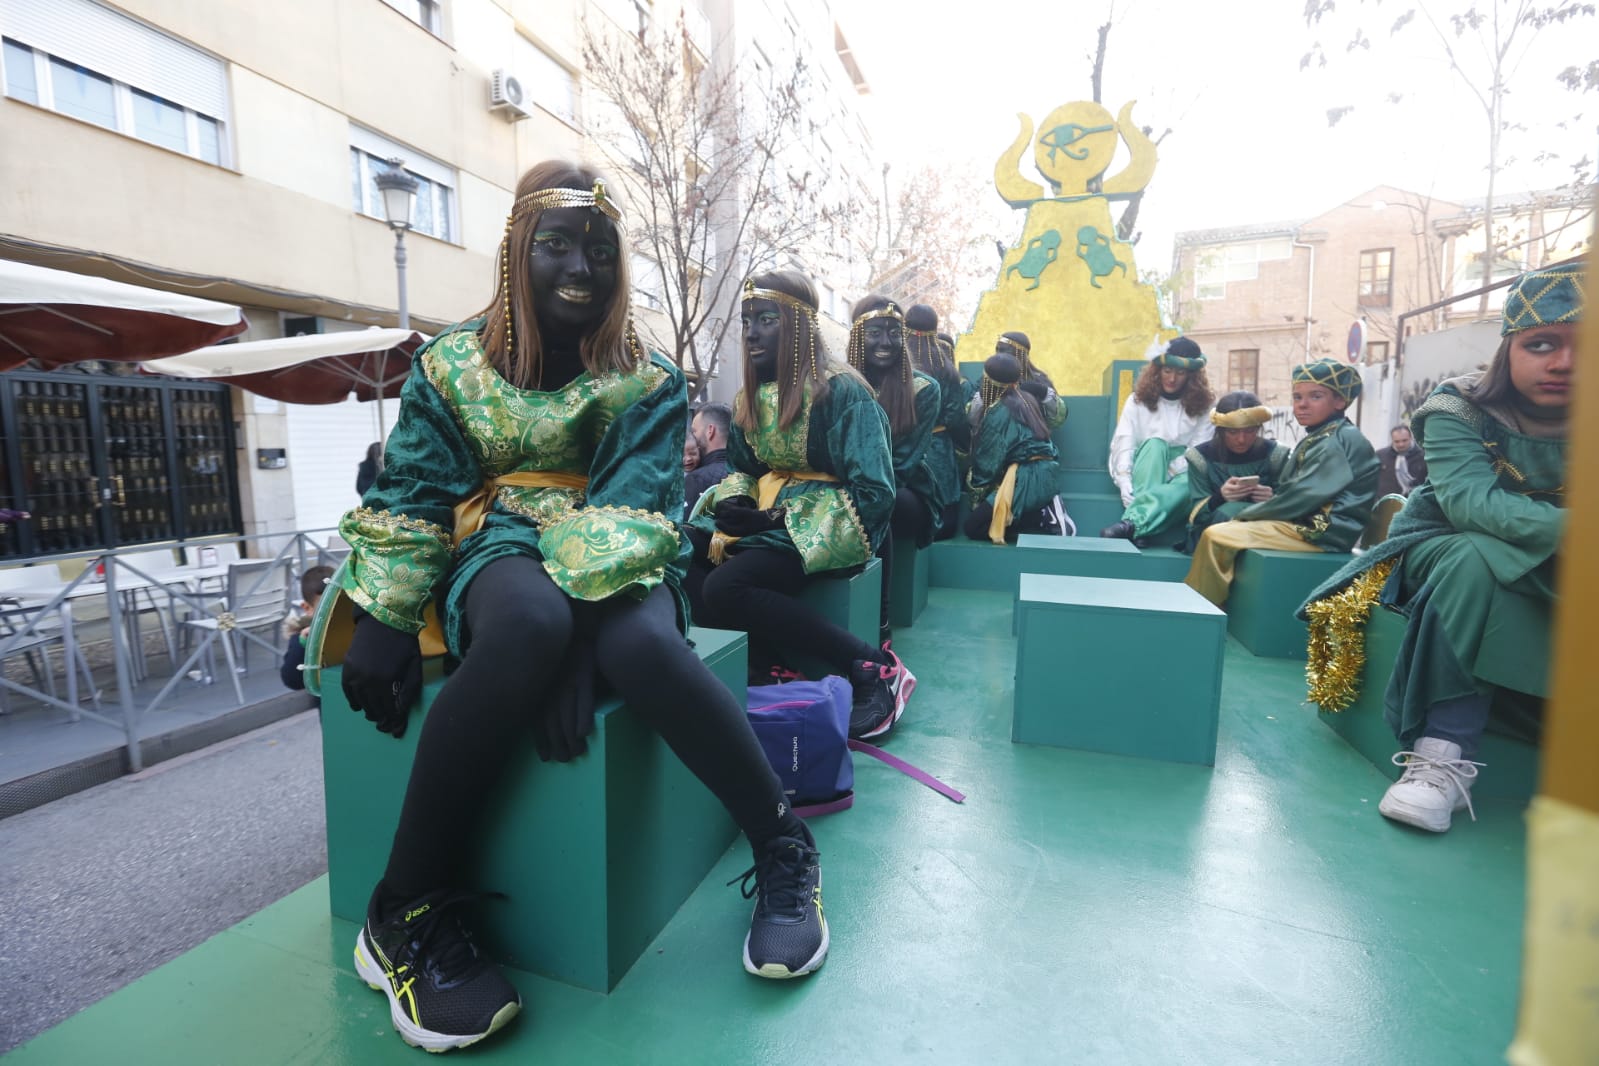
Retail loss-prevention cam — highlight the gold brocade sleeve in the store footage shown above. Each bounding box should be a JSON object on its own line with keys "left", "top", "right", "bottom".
{"left": 538, "top": 504, "right": 681, "bottom": 602}
{"left": 709, "top": 470, "right": 759, "bottom": 509}
{"left": 337, "top": 507, "right": 454, "bottom": 633}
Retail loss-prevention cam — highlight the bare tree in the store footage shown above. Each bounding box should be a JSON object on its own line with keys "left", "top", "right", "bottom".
{"left": 1303, "top": 0, "right": 1597, "bottom": 313}
{"left": 582, "top": 15, "right": 857, "bottom": 399}
{"left": 868, "top": 163, "right": 1001, "bottom": 326}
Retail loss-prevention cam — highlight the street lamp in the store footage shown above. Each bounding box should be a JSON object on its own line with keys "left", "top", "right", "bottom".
{"left": 373, "top": 157, "right": 420, "bottom": 330}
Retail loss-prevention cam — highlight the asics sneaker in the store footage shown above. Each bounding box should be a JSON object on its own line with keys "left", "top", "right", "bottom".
{"left": 353, "top": 886, "right": 522, "bottom": 1052}
{"left": 848, "top": 658, "right": 897, "bottom": 739}
{"left": 732, "top": 824, "right": 828, "bottom": 978}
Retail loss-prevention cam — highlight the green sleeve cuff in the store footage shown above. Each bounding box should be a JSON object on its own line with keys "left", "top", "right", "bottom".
{"left": 337, "top": 507, "right": 454, "bottom": 633}
{"left": 709, "top": 472, "right": 759, "bottom": 508}
{"left": 539, "top": 505, "right": 681, "bottom": 602}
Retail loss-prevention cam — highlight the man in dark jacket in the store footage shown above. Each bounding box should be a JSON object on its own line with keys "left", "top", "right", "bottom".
{"left": 683, "top": 402, "right": 730, "bottom": 519}
{"left": 1376, "top": 424, "right": 1427, "bottom": 497}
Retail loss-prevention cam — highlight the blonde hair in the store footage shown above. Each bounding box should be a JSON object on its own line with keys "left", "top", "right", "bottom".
{"left": 474, "top": 160, "right": 637, "bottom": 390}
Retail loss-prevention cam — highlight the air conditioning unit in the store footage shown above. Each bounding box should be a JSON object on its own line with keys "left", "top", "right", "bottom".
{"left": 489, "top": 70, "right": 533, "bottom": 120}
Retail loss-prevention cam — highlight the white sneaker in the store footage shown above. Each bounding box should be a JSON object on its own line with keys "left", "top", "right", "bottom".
{"left": 1377, "top": 737, "right": 1484, "bottom": 833}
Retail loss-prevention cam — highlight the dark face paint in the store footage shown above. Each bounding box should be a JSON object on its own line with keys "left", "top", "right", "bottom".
{"left": 528, "top": 206, "right": 620, "bottom": 341}
{"left": 742, "top": 299, "right": 783, "bottom": 383}
{"left": 862, "top": 320, "right": 904, "bottom": 383}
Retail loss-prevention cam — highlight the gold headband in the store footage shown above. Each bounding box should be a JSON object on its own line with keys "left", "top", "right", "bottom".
{"left": 510, "top": 179, "right": 623, "bottom": 224}
{"left": 1211, "top": 406, "right": 1272, "bottom": 429}
{"left": 499, "top": 179, "right": 624, "bottom": 356}
{"left": 742, "top": 278, "right": 818, "bottom": 318}
{"left": 997, "top": 333, "right": 1030, "bottom": 354}
{"left": 906, "top": 327, "right": 936, "bottom": 338}
{"left": 852, "top": 305, "right": 904, "bottom": 327}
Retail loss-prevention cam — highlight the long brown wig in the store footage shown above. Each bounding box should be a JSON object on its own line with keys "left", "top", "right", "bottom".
{"left": 734, "top": 270, "right": 832, "bottom": 433}
{"left": 847, "top": 294, "right": 918, "bottom": 437}
{"left": 905, "top": 304, "right": 950, "bottom": 377}
{"left": 1133, "top": 360, "right": 1215, "bottom": 416}
{"left": 474, "top": 160, "right": 637, "bottom": 391}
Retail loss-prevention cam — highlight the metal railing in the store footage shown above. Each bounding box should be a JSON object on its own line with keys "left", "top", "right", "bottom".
{"left": 0, "top": 527, "right": 346, "bottom": 771}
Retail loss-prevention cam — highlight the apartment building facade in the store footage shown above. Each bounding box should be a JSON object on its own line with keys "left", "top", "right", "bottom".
{"left": 1170, "top": 183, "right": 1592, "bottom": 419}
{"left": 0, "top": 0, "right": 884, "bottom": 553}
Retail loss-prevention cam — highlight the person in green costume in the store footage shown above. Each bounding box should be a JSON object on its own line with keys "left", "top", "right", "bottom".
{"left": 1184, "top": 358, "right": 1379, "bottom": 606}
{"left": 965, "top": 331, "right": 1065, "bottom": 432}
{"left": 685, "top": 271, "right": 914, "bottom": 741}
{"left": 847, "top": 296, "right": 948, "bottom": 647}
{"left": 317, "top": 162, "right": 831, "bottom": 1051}
{"left": 1300, "top": 262, "right": 1579, "bottom": 834}
{"left": 1102, "top": 336, "right": 1216, "bottom": 545}
{"left": 964, "top": 352, "right": 1068, "bottom": 541}
{"left": 905, "top": 304, "right": 966, "bottom": 540}
{"left": 1181, "top": 390, "right": 1291, "bottom": 553}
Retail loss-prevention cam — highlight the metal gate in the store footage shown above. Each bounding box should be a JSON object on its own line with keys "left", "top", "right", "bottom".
{"left": 0, "top": 371, "right": 239, "bottom": 558}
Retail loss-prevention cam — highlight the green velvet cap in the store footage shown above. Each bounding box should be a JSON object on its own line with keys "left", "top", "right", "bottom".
{"left": 1291, "top": 358, "right": 1362, "bottom": 403}
{"left": 1501, "top": 262, "right": 1585, "bottom": 336}
{"left": 1153, "top": 336, "right": 1206, "bottom": 370}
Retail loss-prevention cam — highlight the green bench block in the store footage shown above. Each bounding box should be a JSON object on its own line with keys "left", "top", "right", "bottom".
{"left": 1227, "top": 549, "right": 1353, "bottom": 660}
{"left": 1317, "top": 608, "right": 1539, "bottom": 800}
{"left": 1014, "top": 574, "right": 1225, "bottom": 765}
{"left": 1060, "top": 493, "right": 1124, "bottom": 537}
{"left": 888, "top": 537, "right": 928, "bottom": 628}
{"left": 320, "top": 626, "right": 746, "bottom": 993}
{"left": 930, "top": 538, "right": 1192, "bottom": 592}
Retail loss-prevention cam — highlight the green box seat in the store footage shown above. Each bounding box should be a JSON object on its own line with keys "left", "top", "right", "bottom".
{"left": 930, "top": 537, "right": 1192, "bottom": 594}
{"left": 888, "top": 537, "right": 928, "bottom": 628}
{"left": 319, "top": 626, "right": 747, "bottom": 993}
{"left": 1014, "top": 574, "right": 1226, "bottom": 765}
{"left": 1317, "top": 606, "right": 1539, "bottom": 800}
{"left": 782, "top": 556, "right": 881, "bottom": 679}
{"left": 1227, "top": 549, "right": 1354, "bottom": 660}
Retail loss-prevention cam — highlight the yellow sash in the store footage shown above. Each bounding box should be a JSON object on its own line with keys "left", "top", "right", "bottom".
{"left": 988, "top": 463, "right": 1020, "bottom": 545}
{"left": 451, "top": 471, "right": 591, "bottom": 547}
{"left": 709, "top": 469, "right": 841, "bottom": 563}
{"left": 987, "top": 456, "right": 1049, "bottom": 545}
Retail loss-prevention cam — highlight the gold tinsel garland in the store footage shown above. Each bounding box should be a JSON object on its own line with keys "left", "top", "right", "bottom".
{"left": 1304, "top": 557, "right": 1398, "bottom": 711}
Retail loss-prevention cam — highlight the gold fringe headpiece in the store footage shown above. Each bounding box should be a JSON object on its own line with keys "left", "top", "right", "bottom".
{"left": 743, "top": 278, "right": 820, "bottom": 389}
{"left": 1211, "top": 405, "right": 1273, "bottom": 429}
{"left": 997, "top": 333, "right": 1030, "bottom": 354}
{"left": 499, "top": 179, "right": 625, "bottom": 357}
{"left": 847, "top": 304, "right": 911, "bottom": 393}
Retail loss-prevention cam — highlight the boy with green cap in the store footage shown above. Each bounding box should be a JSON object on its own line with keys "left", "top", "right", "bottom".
{"left": 1184, "top": 357, "right": 1380, "bottom": 606}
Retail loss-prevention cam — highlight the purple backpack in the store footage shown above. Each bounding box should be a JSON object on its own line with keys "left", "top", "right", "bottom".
{"left": 746, "top": 677, "right": 966, "bottom": 817}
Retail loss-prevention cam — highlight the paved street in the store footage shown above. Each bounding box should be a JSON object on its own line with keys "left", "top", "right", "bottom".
{"left": 1, "top": 711, "right": 328, "bottom": 1054}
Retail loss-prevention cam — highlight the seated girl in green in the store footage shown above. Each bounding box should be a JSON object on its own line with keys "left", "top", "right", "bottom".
{"left": 1300, "top": 262, "right": 1578, "bottom": 833}
{"left": 964, "top": 353, "right": 1067, "bottom": 542}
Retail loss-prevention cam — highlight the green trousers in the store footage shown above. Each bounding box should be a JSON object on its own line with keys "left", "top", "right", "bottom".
{"left": 1122, "top": 439, "right": 1189, "bottom": 538}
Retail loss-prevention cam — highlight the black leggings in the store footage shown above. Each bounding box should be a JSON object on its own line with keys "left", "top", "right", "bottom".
{"left": 384, "top": 555, "right": 796, "bottom": 898}
{"left": 876, "top": 488, "right": 933, "bottom": 629}
{"left": 932, "top": 500, "right": 960, "bottom": 542}
{"left": 689, "top": 545, "right": 878, "bottom": 675}
{"left": 964, "top": 500, "right": 1053, "bottom": 541}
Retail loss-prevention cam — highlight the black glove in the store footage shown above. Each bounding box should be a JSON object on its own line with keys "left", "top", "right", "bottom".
{"left": 536, "top": 640, "right": 597, "bottom": 763}
{"left": 1019, "top": 380, "right": 1049, "bottom": 401}
{"left": 714, "top": 496, "right": 785, "bottom": 537}
{"left": 341, "top": 614, "right": 424, "bottom": 738}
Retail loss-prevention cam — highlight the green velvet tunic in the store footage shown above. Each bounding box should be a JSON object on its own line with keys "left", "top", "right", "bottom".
{"left": 1302, "top": 381, "right": 1564, "bottom": 741}
{"left": 925, "top": 364, "right": 967, "bottom": 528}
{"left": 697, "top": 369, "right": 894, "bottom": 574}
{"left": 1230, "top": 416, "right": 1379, "bottom": 552}
{"left": 968, "top": 399, "right": 1061, "bottom": 520}
{"left": 891, "top": 372, "right": 955, "bottom": 546}
{"left": 334, "top": 324, "right": 689, "bottom": 656}
{"left": 1182, "top": 437, "right": 1292, "bottom": 551}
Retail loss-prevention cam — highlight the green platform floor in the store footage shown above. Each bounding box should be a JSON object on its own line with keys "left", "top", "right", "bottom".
{"left": 12, "top": 588, "right": 1528, "bottom": 1065}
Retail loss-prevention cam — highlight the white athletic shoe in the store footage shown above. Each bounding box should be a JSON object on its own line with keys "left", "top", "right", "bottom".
{"left": 1377, "top": 737, "right": 1483, "bottom": 833}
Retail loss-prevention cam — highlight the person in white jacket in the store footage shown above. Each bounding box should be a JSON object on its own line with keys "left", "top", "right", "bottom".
{"left": 1101, "top": 336, "right": 1216, "bottom": 545}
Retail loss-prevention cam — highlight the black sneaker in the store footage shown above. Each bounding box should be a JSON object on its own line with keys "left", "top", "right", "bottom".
{"left": 848, "top": 658, "right": 896, "bottom": 740}
{"left": 353, "top": 886, "right": 522, "bottom": 1052}
{"left": 731, "top": 825, "right": 828, "bottom": 978}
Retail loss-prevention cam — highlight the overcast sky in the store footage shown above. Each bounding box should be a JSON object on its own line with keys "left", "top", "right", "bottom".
{"left": 839, "top": 0, "right": 1595, "bottom": 273}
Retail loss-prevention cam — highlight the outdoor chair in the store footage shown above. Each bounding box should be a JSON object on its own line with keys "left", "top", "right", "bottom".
{"left": 177, "top": 559, "right": 293, "bottom": 706}
{"left": 0, "top": 571, "right": 98, "bottom": 717}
